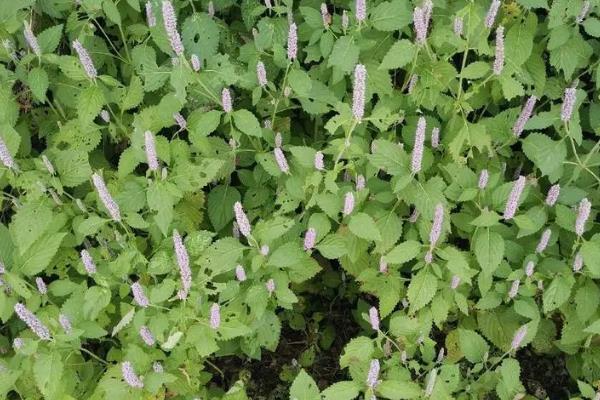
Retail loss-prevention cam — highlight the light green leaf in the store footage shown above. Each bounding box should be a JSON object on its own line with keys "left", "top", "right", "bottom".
{"left": 376, "top": 380, "right": 421, "bottom": 399}
{"left": 458, "top": 329, "right": 490, "bottom": 363}
{"left": 327, "top": 36, "right": 359, "bottom": 73}
{"left": 461, "top": 62, "right": 490, "bottom": 79}
{"left": 289, "top": 370, "right": 320, "bottom": 400}
{"left": 322, "top": 381, "right": 360, "bottom": 400}
{"left": 28, "top": 67, "right": 49, "bottom": 101}
{"left": 233, "top": 109, "right": 262, "bottom": 137}
{"left": 383, "top": 240, "right": 421, "bottom": 264}
{"left": 522, "top": 133, "right": 566, "bottom": 181}
{"left": 33, "top": 352, "right": 64, "bottom": 399}
{"left": 78, "top": 85, "right": 105, "bottom": 122}
{"left": 407, "top": 269, "right": 438, "bottom": 313}
{"left": 379, "top": 40, "right": 415, "bottom": 70}
{"left": 349, "top": 213, "right": 382, "bottom": 241}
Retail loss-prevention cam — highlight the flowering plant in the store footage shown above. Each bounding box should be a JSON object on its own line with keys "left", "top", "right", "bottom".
{"left": 1, "top": 0, "right": 600, "bottom": 399}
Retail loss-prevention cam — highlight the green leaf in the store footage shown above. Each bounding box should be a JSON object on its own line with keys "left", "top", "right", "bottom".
{"left": 522, "top": 133, "right": 566, "bottom": 181}
{"left": 78, "top": 85, "right": 105, "bottom": 122}
{"left": 327, "top": 36, "right": 359, "bottom": 73}
{"left": 461, "top": 62, "right": 490, "bottom": 79}
{"left": 233, "top": 109, "right": 262, "bottom": 137}
{"left": 583, "top": 18, "right": 600, "bottom": 37}
{"left": 28, "top": 67, "right": 49, "bottom": 101}
{"left": 121, "top": 75, "right": 144, "bottom": 110}
{"left": 348, "top": 213, "right": 382, "bottom": 241}
{"left": 37, "top": 24, "right": 63, "bottom": 54}
{"left": 208, "top": 185, "right": 241, "bottom": 232}
{"left": 322, "top": 381, "right": 360, "bottom": 400}
{"left": 581, "top": 240, "right": 600, "bottom": 276}
{"left": 289, "top": 370, "right": 320, "bottom": 400}
{"left": 340, "top": 336, "right": 373, "bottom": 368}
{"left": 505, "top": 18, "right": 535, "bottom": 67}
{"left": 383, "top": 240, "right": 421, "bottom": 264}
{"left": 407, "top": 269, "right": 438, "bottom": 313}
{"left": 102, "top": 0, "right": 122, "bottom": 25}
{"left": 379, "top": 40, "right": 415, "bottom": 70}
{"left": 83, "top": 286, "right": 111, "bottom": 320}
{"left": 33, "top": 352, "right": 64, "bottom": 399}
{"left": 376, "top": 381, "right": 421, "bottom": 399}
{"left": 181, "top": 13, "right": 220, "bottom": 62}
{"left": 473, "top": 229, "right": 504, "bottom": 274}
{"left": 458, "top": 329, "right": 490, "bottom": 363}
{"left": 317, "top": 234, "right": 347, "bottom": 259}
{"left": 370, "top": 0, "right": 412, "bottom": 31}
{"left": 19, "top": 233, "right": 66, "bottom": 276}
{"left": 189, "top": 110, "right": 223, "bottom": 143}
{"left": 542, "top": 275, "right": 574, "bottom": 313}
{"left": 53, "top": 150, "right": 92, "bottom": 187}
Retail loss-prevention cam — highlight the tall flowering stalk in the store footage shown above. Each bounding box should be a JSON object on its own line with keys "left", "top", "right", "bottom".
{"left": 454, "top": 16, "right": 463, "bottom": 36}
{"left": 72, "top": 40, "right": 97, "bottom": 80}
{"left": 314, "top": 151, "right": 324, "bottom": 170}
{"left": 411, "top": 117, "right": 426, "bottom": 174}
{"left": 511, "top": 325, "right": 527, "bottom": 351}
{"left": 493, "top": 26, "right": 504, "bottom": 75}
{"left": 14, "top": 303, "right": 51, "bottom": 341}
{"left": 122, "top": 361, "right": 144, "bottom": 388}
{"left": 575, "top": 198, "right": 591, "bottom": 236}
{"left": 287, "top": 23, "right": 297, "bottom": 61}
{"left": 35, "top": 277, "right": 47, "bottom": 295}
{"left": 173, "top": 230, "right": 192, "bottom": 299}
{"left": 508, "top": 279, "right": 520, "bottom": 298}
{"left": 576, "top": 1, "right": 591, "bottom": 23}
{"left": 190, "top": 54, "right": 201, "bottom": 71}
{"left": 429, "top": 203, "right": 444, "bottom": 247}
{"left": 321, "top": 4, "right": 331, "bottom": 27}
{"left": 513, "top": 96, "right": 537, "bottom": 137}
{"left": 0, "top": 137, "right": 15, "bottom": 170}
{"left": 304, "top": 228, "right": 316, "bottom": 250}
{"left": 23, "top": 21, "right": 41, "bottom": 57}
{"left": 545, "top": 184, "right": 560, "bottom": 206}
{"left": 209, "top": 303, "right": 220, "bottom": 329}
{"left": 222, "top": 88, "right": 233, "bottom": 112}
{"left": 561, "top": 87, "right": 577, "bottom": 122}
{"left": 139, "top": 326, "right": 155, "bottom": 346}
{"left": 368, "top": 306, "right": 379, "bottom": 331}
{"left": 536, "top": 229, "right": 551, "bottom": 253}
{"left": 343, "top": 192, "right": 355, "bottom": 216}
{"left": 131, "top": 282, "right": 150, "bottom": 307}
{"left": 233, "top": 202, "right": 251, "bottom": 237}
{"left": 235, "top": 264, "right": 247, "bottom": 281}
{"left": 80, "top": 249, "right": 97, "bottom": 274}
{"left": 352, "top": 64, "right": 367, "bottom": 121}
{"left": 162, "top": 0, "right": 184, "bottom": 56}
{"left": 274, "top": 148, "right": 289, "bottom": 173}
{"left": 146, "top": 1, "right": 156, "bottom": 27}
{"left": 413, "top": 2, "right": 432, "bottom": 44}
{"left": 144, "top": 131, "right": 159, "bottom": 171}
{"left": 92, "top": 173, "right": 121, "bottom": 221}
{"left": 355, "top": 0, "right": 366, "bottom": 23}
{"left": 478, "top": 170, "right": 489, "bottom": 189}
{"left": 256, "top": 61, "right": 267, "bottom": 87}
{"left": 503, "top": 176, "right": 526, "bottom": 220}
{"left": 431, "top": 127, "right": 439, "bottom": 148}
{"left": 484, "top": 0, "right": 501, "bottom": 28}
{"left": 366, "top": 359, "right": 380, "bottom": 388}
{"left": 525, "top": 261, "right": 535, "bottom": 277}
{"left": 425, "top": 368, "right": 437, "bottom": 397}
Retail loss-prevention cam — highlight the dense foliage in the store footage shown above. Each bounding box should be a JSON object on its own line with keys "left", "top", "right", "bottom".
{"left": 2, "top": 0, "right": 600, "bottom": 398}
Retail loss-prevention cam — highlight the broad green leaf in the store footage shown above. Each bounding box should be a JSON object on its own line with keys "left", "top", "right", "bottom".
{"left": 349, "top": 213, "right": 382, "bottom": 241}
{"left": 407, "top": 269, "right": 437, "bottom": 313}
{"left": 28, "top": 67, "right": 49, "bottom": 101}
{"left": 233, "top": 109, "right": 262, "bottom": 137}
{"left": 522, "top": 133, "right": 566, "bottom": 181}
{"left": 379, "top": 40, "right": 415, "bottom": 70}
{"left": 376, "top": 380, "right": 421, "bottom": 399}
{"left": 383, "top": 240, "right": 421, "bottom": 264}
{"left": 289, "top": 370, "right": 320, "bottom": 400}
{"left": 458, "top": 329, "right": 490, "bottom": 363}
{"left": 78, "top": 85, "right": 105, "bottom": 122}
{"left": 328, "top": 36, "right": 359, "bottom": 73}
{"left": 33, "top": 352, "right": 64, "bottom": 399}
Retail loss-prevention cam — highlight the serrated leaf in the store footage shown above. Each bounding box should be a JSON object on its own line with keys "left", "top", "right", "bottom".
{"left": 233, "top": 109, "right": 262, "bottom": 137}
{"left": 28, "top": 67, "right": 49, "bottom": 101}
{"left": 208, "top": 185, "right": 241, "bottom": 232}
{"left": 522, "top": 132, "right": 566, "bottom": 181}
{"left": 407, "top": 269, "right": 437, "bottom": 313}
{"left": 78, "top": 85, "right": 105, "bottom": 122}
{"left": 289, "top": 370, "right": 320, "bottom": 400}
{"left": 383, "top": 240, "right": 421, "bottom": 264}
{"left": 348, "top": 213, "right": 381, "bottom": 241}
{"left": 327, "top": 36, "right": 359, "bottom": 73}
{"left": 379, "top": 40, "right": 415, "bottom": 70}
{"left": 33, "top": 352, "right": 64, "bottom": 399}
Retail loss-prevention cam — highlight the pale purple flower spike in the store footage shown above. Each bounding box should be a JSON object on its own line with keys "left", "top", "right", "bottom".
{"left": 573, "top": 253, "right": 583, "bottom": 272}
{"left": 42, "top": 155, "right": 55, "bottom": 175}
{"left": 411, "top": 117, "right": 426, "bottom": 174}
{"left": 80, "top": 249, "right": 97, "bottom": 274}
{"left": 478, "top": 170, "right": 489, "bottom": 190}
{"left": 343, "top": 192, "right": 355, "bottom": 216}
{"left": 425, "top": 368, "right": 437, "bottom": 397}
{"left": 191, "top": 54, "right": 201, "bottom": 71}
{"left": 321, "top": 4, "right": 331, "bottom": 27}
{"left": 287, "top": 23, "right": 297, "bottom": 61}
{"left": 352, "top": 64, "right": 367, "bottom": 121}
{"left": 454, "top": 16, "right": 463, "bottom": 37}
{"left": 561, "top": 87, "right": 577, "bottom": 122}
{"left": 131, "top": 281, "right": 150, "bottom": 307}
{"left": 146, "top": 2, "right": 156, "bottom": 27}
{"left": 304, "top": 228, "right": 317, "bottom": 250}
{"left": 0, "top": 137, "right": 15, "bottom": 170}
{"left": 144, "top": 131, "right": 159, "bottom": 171}
{"left": 72, "top": 39, "right": 97, "bottom": 79}
{"left": 14, "top": 303, "right": 51, "bottom": 341}
{"left": 511, "top": 325, "right": 527, "bottom": 350}
{"left": 429, "top": 203, "right": 444, "bottom": 247}
{"left": 408, "top": 74, "right": 418, "bottom": 94}
{"left": 503, "top": 175, "right": 526, "bottom": 220}
{"left": 355, "top": 0, "right": 367, "bottom": 22}
{"left": 260, "top": 244, "right": 270, "bottom": 256}
{"left": 513, "top": 96, "right": 537, "bottom": 137}
{"left": 525, "top": 261, "right": 535, "bottom": 277}
{"left": 222, "top": 88, "right": 233, "bottom": 112}
{"left": 13, "top": 338, "right": 23, "bottom": 350}
{"left": 140, "top": 325, "right": 155, "bottom": 346}
{"left": 450, "top": 275, "right": 461, "bottom": 289}
{"left": 234, "top": 202, "right": 251, "bottom": 237}
{"left": 153, "top": 362, "right": 163, "bottom": 373}
{"left": 576, "top": 0, "right": 591, "bottom": 23}
{"left": 536, "top": 229, "right": 551, "bottom": 253}
{"left": 274, "top": 147, "right": 289, "bottom": 173}
{"left": 35, "top": 277, "right": 47, "bottom": 295}
{"left": 235, "top": 264, "right": 247, "bottom": 281}
{"left": 356, "top": 175, "right": 366, "bottom": 191}
{"left": 122, "top": 361, "right": 144, "bottom": 388}
{"left": 508, "top": 279, "right": 520, "bottom": 298}
{"left": 369, "top": 306, "right": 379, "bottom": 331}
{"left": 174, "top": 112, "right": 187, "bottom": 130}
{"left": 484, "top": 0, "right": 501, "bottom": 28}
{"left": 92, "top": 173, "right": 121, "bottom": 221}
{"left": 209, "top": 303, "right": 220, "bottom": 329}
{"left": 208, "top": 1, "right": 215, "bottom": 16}
{"left": 274, "top": 132, "right": 283, "bottom": 148}
{"left": 379, "top": 257, "right": 388, "bottom": 273}
{"left": 23, "top": 21, "right": 41, "bottom": 57}
{"left": 162, "top": 0, "right": 184, "bottom": 56}
{"left": 266, "top": 278, "right": 275, "bottom": 294}
{"left": 545, "top": 184, "right": 560, "bottom": 206}
{"left": 173, "top": 230, "right": 192, "bottom": 299}
{"left": 257, "top": 61, "right": 267, "bottom": 87}
{"left": 366, "top": 359, "right": 380, "bottom": 388}
{"left": 431, "top": 127, "right": 440, "bottom": 148}
{"left": 314, "top": 151, "right": 324, "bottom": 170}
{"left": 575, "top": 198, "right": 591, "bottom": 236}
{"left": 59, "top": 314, "right": 72, "bottom": 333}
{"left": 342, "top": 10, "right": 349, "bottom": 30}
{"left": 493, "top": 26, "right": 504, "bottom": 75}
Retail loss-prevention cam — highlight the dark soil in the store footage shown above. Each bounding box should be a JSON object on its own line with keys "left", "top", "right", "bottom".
{"left": 517, "top": 348, "right": 575, "bottom": 399}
